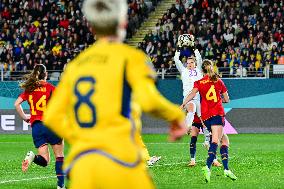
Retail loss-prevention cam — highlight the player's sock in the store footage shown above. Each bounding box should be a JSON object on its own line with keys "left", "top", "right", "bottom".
{"left": 206, "top": 142, "right": 218, "bottom": 169}
{"left": 33, "top": 155, "right": 48, "bottom": 167}
{"left": 186, "top": 112, "right": 194, "bottom": 128}
{"left": 190, "top": 136, "right": 197, "bottom": 159}
{"left": 55, "top": 157, "right": 65, "bottom": 188}
{"left": 220, "top": 145, "right": 229, "bottom": 170}
{"left": 203, "top": 127, "right": 210, "bottom": 143}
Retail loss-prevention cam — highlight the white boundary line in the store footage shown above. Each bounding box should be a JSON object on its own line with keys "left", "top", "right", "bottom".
{"left": 145, "top": 142, "right": 203, "bottom": 145}
{"left": 0, "top": 142, "right": 30, "bottom": 143}
{"left": 150, "top": 161, "right": 189, "bottom": 167}
{"left": 0, "top": 142, "right": 202, "bottom": 144}
{"left": 0, "top": 141, "right": 200, "bottom": 144}
{"left": 0, "top": 159, "right": 235, "bottom": 184}
{"left": 0, "top": 176, "right": 56, "bottom": 184}
{"left": 150, "top": 156, "right": 235, "bottom": 168}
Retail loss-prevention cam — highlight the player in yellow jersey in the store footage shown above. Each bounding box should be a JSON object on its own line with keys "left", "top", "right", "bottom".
{"left": 43, "top": 0, "right": 186, "bottom": 188}
{"left": 131, "top": 101, "right": 161, "bottom": 166}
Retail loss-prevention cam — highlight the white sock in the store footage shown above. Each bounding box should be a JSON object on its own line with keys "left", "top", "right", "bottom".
{"left": 186, "top": 112, "right": 194, "bottom": 128}
{"left": 203, "top": 127, "right": 210, "bottom": 143}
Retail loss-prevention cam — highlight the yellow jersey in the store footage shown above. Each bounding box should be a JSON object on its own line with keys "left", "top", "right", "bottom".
{"left": 44, "top": 39, "right": 185, "bottom": 172}
{"left": 131, "top": 100, "right": 151, "bottom": 161}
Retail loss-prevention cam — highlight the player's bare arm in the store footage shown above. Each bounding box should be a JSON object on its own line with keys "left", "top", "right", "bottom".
{"left": 181, "top": 88, "right": 199, "bottom": 108}
{"left": 222, "top": 92, "right": 230, "bottom": 103}
{"left": 14, "top": 97, "right": 30, "bottom": 122}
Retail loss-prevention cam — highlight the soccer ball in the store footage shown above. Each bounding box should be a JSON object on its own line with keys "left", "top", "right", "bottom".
{"left": 177, "top": 34, "right": 195, "bottom": 48}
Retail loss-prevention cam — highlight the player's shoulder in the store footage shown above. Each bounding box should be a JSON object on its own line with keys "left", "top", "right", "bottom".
{"left": 46, "top": 82, "right": 55, "bottom": 89}
{"left": 195, "top": 66, "right": 202, "bottom": 71}
{"left": 119, "top": 43, "right": 147, "bottom": 59}
{"left": 40, "top": 81, "right": 55, "bottom": 92}
{"left": 20, "top": 89, "right": 29, "bottom": 96}
{"left": 117, "top": 44, "right": 152, "bottom": 70}
{"left": 68, "top": 43, "right": 146, "bottom": 66}
{"left": 199, "top": 75, "right": 208, "bottom": 82}
{"left": 41, "top": 81, "right": 53, "bottom": 87}
{"left": 196, "top": 75, "right": 210, "bottom": 85}
{"left": 195, "top": 67, "right": 202, "bottom": 74}
{"left": 217, "top": 78, "right": 225, "bottom": 85}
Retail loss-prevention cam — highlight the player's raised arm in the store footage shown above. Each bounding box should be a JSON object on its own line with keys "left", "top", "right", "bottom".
{"left": 174, "top": 50, "right": 184, "bottom": 73}
{"left": 186, "top": 34, "right": 202, "bottom": 71}
{"left": 127, "top": 51, "right": 186, "bottom": 141}
{"left": 194, "top": 49, "right": 202, "bottom": 71}
{"left": 43, "top": 65, "right": 75, "bottom": 143}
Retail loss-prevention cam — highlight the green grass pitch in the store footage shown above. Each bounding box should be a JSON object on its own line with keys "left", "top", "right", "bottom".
{"left": 0, "top": 134, "right": 283, "bottom": 189}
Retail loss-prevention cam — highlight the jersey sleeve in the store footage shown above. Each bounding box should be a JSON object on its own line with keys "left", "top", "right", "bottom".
{"left": 19, "top": 91, "right": 28, "bottom": 101}
{"left": 193, "top": 80, "right": 200, "bottom": 90}
{"left": 194, "top": 49, "right": 202, "bottom": 71}
{"left": 174, "top": 51, "right": 184, "bottom": 73}
{"left": 43, "top": 64, "right": 76, "bottom": 143}
{"left": 127, "top": 50, "right": 185, "bottom": 122}
{"left": 219, "top": 79, "right": 228, "bottom": 93}
{"left": 47, "top": 83, "right": 56, "bottom": 95}
{"left": 49, "top": 83, "right": 56, "bottom": 92}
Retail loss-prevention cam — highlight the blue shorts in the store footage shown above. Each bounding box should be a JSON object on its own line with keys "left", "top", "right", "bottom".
{"left": 32, "top": 121, "right": 62, "bottom": 148}
{"left": 204, "top": 116, "right": 225, "bottom": 132}
{"left": 192, "top": 122, "right": 203, "bottom": 129}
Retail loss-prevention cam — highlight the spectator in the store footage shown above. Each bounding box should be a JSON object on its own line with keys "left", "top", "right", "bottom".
{"left": 145, "top": 41, "right": 155, "bottom": 55}
{"left": 138, "top": 0, "right": 284, "bottom": 77}
{"left": 0, "top": 0, "right": 155, "bottom": 80}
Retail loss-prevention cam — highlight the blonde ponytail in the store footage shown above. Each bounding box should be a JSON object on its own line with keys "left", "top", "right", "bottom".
{"left": 202, "top": 59, "right": 219, "bottom": 82}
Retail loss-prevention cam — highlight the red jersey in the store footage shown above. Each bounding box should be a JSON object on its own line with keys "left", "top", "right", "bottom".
{"left": 194, "top": 75, "right": 227, "bottom": 121}
{"left": 20, "top": 82, "right": 55, "bottom": 125}
{"left": 193, "top": 114, "right": 201, "bottom": 124}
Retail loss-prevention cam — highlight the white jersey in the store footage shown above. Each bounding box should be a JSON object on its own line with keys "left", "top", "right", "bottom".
{"left": 174, "top": 49, "right": 203, "bottom": 100}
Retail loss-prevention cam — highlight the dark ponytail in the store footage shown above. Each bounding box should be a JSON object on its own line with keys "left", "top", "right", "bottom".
{"left": 202, "top": 59, "right": 219, "bottom": 82}
{"left": 20, "top": 64, "right": 47, "bottom": 92}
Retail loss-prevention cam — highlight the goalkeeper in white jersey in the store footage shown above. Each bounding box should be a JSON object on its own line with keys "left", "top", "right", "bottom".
{"left": 174, "top": 34, "right": 221, "bottom": 167}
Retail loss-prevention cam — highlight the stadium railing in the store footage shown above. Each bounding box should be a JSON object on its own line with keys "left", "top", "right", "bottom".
{"left": 1, "top": 65, "right": 284, "bottom": 81}
{"left": 0, "top": 68, "right": 64, "bottom": 81}
{"left": 156, "top": 65, "right": 284, "bottom": 79}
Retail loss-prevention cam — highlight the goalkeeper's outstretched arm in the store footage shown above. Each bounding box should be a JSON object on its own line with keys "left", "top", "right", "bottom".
{"left": 194, "top": 49, "right": 203, "bottom": 71}
{"left": 174, "top": 50, "right": 184, "bottom": 73}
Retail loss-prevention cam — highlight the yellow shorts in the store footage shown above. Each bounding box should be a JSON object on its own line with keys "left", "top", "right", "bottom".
{"left": 138, "top": 135, "right": 151, "bottom": 161}
{"left": 69, "top": 153, "right": 155, "bottom": 189}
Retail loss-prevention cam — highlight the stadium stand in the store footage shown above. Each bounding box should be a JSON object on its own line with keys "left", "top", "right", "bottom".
{"left": 138, "top": 0, "right": 284, "bottom": 78}
{"left": 0, "top": 0, "right": 283, "bottom": 79}
{"left": 0, "top": 0, "right": 157, "bottom": 80}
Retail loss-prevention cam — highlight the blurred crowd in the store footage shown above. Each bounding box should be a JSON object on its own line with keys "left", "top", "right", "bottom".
{"left": 138, "top": 0, "right": 284, "bottom": 77}
{"left": 1, "top": 0, "right": 284, "bottom": 79}
{"left": 0, "top": 0, "right": 154, "bottom": 80}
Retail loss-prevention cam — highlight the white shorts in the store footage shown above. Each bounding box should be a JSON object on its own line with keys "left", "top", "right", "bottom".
{"left": 183, "top": 98, "right": 201, "bottom": 117}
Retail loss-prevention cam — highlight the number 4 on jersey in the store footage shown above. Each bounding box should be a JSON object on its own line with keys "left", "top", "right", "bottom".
{"left": 206, "top": 85, "right": 217, "bottom": 102}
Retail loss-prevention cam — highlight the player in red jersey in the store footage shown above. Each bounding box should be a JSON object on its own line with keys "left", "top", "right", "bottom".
{"left": 188, "top": 113, "right": 221, "bottom": 167}
{"left": 181, "top": 59, "right": 237, "bottom": 182}
{"left": 14, "top": 64, "right": 65, "bottom": 189}
{"left": 188, "top": 114, "right": 203, "bottom": 166}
